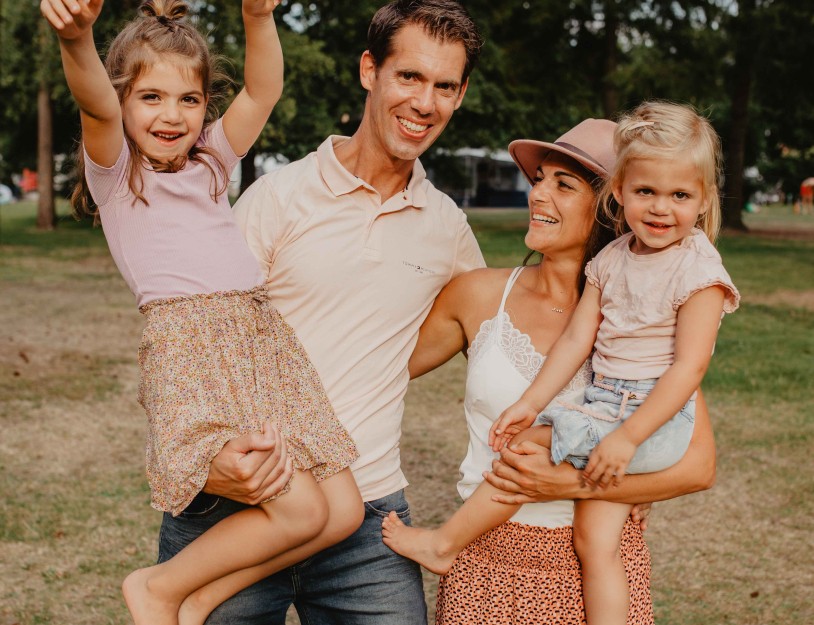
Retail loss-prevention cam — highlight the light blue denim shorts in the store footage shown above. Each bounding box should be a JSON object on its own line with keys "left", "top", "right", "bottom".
{"left": 538, "top": 374, "right": 695, "bottom": 473}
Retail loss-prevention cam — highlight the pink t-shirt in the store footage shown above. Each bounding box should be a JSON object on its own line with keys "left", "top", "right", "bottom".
{"left": 586, "top": 229, "right": 740, "bottom": 380}
{"left": 84, "top": 119, "right": 263, "bottom": 307}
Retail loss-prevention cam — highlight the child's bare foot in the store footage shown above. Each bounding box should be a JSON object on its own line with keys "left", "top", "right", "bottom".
{"left": 122, "top": 566, "right": 180, "bottom": 625}
{"left": 381, "top": 511, "right": 459, "bottom": 575}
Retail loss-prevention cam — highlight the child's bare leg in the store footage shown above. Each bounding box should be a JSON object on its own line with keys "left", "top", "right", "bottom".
{"left": 381, "top": 426, "right": 551, "bottom": 575}
{"left": 122, "top": 469, "right": 329, "bottom": 625}
{"left": 573, "top": 499, "right": 633, "bottom": 625}
{"left": 178, "top": 468, "right": 362, "bottom": 625}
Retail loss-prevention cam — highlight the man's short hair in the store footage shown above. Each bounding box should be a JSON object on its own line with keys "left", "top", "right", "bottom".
{"left": 367, "top": 0, "right": 483, "bottom": 84}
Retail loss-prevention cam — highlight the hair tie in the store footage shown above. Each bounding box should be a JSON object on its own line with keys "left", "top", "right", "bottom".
{"left": 629, "top": 121, "right": 655, "bottom": 130}
{"left": 156, "top": 15, "right": 177, "bottom": 32}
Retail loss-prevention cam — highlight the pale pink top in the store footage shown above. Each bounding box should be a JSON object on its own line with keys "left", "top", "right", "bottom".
{"left": 234, "top": 136, "right": 485, "bottom": 501}
{"left": 587, "top": 229, "right": 740, "bottom": 380}
{"left": 84, "top": 118, "right": 263, "bottom": 307}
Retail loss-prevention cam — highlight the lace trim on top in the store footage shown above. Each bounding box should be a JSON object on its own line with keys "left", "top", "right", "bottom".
{"left": 468, "top": 311, "right": 592, "bottom": 391}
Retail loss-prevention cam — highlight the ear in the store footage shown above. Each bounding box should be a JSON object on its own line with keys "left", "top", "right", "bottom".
{"left": 453, "top": 78, "right": 469, "bottom": 111}
{"left": 611, "top": 181, "right": 624, "bottom": 206}
{"left": 359, "top": 50, "right": 377, "bottom": 92}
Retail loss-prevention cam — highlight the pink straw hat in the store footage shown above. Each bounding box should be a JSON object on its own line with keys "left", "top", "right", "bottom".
{"left": 509, "top": 118, "right": 618, "bottom": 185}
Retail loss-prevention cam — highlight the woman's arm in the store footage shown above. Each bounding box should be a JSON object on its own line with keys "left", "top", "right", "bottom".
{"left": 41, "top": 0, "right": 123, "bottom": 167}
{"left": 222, "top": 0, "right": 284, "bottom": 155}
{"left": 484, "top": 388, "right": 715, "bottom": 505}
{"left": 409, "top": 270, "right": 484, "bottom": 379}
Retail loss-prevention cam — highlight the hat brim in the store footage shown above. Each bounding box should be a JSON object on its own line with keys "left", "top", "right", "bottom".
{"left": 509, "top": 139, "right": 610, "bottom": 186}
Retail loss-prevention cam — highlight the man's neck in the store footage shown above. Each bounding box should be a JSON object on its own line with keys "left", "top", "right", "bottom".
{"left": 334, "top": 132, "right": 415, "bottom": 202}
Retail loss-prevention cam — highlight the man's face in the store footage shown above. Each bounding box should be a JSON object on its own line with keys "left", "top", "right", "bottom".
{"left": 360, "top": 23, "right": 468, "bottom": 164}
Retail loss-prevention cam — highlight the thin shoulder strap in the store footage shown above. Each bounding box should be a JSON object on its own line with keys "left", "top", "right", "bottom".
{"left": 496, "top": 267, "right": 525, "bottom": 331}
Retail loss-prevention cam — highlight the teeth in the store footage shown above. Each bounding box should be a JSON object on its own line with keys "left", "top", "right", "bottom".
{"left": 155, "top": 132, "right": 181, "bottom": 140}
{"left": 532, "top": 214, "right": 558, "bottom": 224}
{"left": 398, "top": 118, "right": 428, "bottom": 132}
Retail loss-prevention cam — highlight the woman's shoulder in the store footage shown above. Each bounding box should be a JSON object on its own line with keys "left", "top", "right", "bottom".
{"left": 439, "top": 267, "right": 516, "bottom": 322}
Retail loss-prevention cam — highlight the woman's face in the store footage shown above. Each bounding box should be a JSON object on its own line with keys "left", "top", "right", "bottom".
{"left": 524, "top": 152, "right": 598, "bottom": 257}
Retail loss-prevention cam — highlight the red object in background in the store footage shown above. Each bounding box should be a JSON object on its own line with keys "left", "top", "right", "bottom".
{"left": 20, "top": 168, "right": 38, "bottom": 193}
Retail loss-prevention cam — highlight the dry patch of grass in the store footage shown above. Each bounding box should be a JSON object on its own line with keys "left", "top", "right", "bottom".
{"left": 1, "top": 204, "right": 812, "bottom": 624}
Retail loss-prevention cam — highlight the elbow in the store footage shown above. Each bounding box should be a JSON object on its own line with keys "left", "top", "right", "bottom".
{"left": 691, "top": 453, "right": 717, "bottom": 493}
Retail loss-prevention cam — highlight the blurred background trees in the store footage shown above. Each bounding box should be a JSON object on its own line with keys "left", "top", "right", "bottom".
{"left": 1, "top": 0, "right": 812, "bottom": 229}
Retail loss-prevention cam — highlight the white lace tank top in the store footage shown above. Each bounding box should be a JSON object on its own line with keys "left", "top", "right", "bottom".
{"left": 458, "top": 266, "right": 591, "bottom": 527}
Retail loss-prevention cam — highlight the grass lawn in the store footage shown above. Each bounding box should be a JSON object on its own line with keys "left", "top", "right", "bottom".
{"left": 1, "top": 200, "right": 812, "bottom": 624}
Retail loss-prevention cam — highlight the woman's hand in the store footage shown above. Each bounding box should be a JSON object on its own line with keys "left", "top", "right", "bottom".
{"left": 41, "top": 0, "right": 103, "bottom": 39}
{"left": 484, "top": 439, "right": 584, "bottom": 504}
{"left": 204, "top": 420, "right": 293, "bottom": 505}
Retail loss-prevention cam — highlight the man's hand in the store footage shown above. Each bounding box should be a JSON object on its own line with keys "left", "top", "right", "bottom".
{"left": 489, "top": 398, "right": 538, "bottom": 451}
{"left": 582, "top": 428, "right": 638, "bottom": 489}
{"left": 630, "top": 503, "right": 652, "bottom": 532}
{"left": 204, "top": 420, "right": 293, "bottom": 505}
{"left": 483, "top": 439, "right": 583, "bottom": 504}
{"left": 41, "top": 0, "right": 103, "bottom": 40}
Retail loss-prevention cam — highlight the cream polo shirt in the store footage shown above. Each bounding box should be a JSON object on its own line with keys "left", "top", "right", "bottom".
{"left": 233, "top": 136, "right": 485, "bottom": 501}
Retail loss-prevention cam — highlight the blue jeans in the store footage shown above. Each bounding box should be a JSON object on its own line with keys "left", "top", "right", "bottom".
{"left": 158, "top": 489, "right": 427, "bottom": 624}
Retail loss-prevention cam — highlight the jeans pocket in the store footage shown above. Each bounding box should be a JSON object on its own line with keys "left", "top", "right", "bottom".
{"left": 364, "top": 492, "right": 410, "bottom": 520}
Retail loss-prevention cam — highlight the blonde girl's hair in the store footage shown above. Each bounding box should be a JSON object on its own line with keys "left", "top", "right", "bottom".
{"left": 72, "top": 0, "right": 230, "bottom": 219}
{"left": 599, "top": 101, "right": 723, "bottom": 243}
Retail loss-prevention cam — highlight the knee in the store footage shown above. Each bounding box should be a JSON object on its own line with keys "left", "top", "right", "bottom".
{"left": 328, "top": 491, "right": 365, "bottom": 544}
{"left": 573, "top": 525, "right": 619, "bottom": 565}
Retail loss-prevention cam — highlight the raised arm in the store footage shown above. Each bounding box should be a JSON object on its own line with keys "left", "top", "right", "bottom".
{"left": 41, "top": 0, "right": 123, "bottom": 167}
{"left": 221, "top": 0, "right": 284, "bottom": 156}
{"left": 485, "top": 388, "right": 716, "bottom": 505}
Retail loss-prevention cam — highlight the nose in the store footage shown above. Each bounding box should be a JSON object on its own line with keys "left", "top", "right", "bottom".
{"left": 411, "top": 84, "right": 436, "bottom": 117}
{"left": 650, "top": 195, "right": 670, "bottom": 215}
{"left": 529, "top": 178, "right": 553, "bottom": 204}
{"left": 159, "top": 102, "right": 183, "bottom": 124}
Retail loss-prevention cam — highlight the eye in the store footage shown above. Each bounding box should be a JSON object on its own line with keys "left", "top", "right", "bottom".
{"left": 558, "top": 180, "right": 574, "bottom": 191}
{"left": 400, "top": 71, "right": 418, "bottom": 82}
{"left": 182, "top": 96, "right": 201, "bottom": 105}
{"left": 141, "top": 93, "right": 160, "bottom": 102}
{"left": 674, "top": 191, "right": 690, "bottom": 200}
{"left": 635, "top": 187, "right": 653, "bottom": 196}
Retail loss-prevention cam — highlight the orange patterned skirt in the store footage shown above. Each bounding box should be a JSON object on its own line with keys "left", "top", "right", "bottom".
{"left": 137, "top": 286, "right": 358, "bottom": 516}
{"left": 436, "top": 518, "right": 653, "bottom": 625}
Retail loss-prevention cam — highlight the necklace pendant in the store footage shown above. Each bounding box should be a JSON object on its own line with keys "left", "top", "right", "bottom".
{"left": 552, "top": 307, "right": 564, "bottom": 313}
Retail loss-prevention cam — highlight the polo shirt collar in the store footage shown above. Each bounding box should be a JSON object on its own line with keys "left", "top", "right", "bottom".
{"left": 317, "top": 136, "right": 429, "bottom": 209}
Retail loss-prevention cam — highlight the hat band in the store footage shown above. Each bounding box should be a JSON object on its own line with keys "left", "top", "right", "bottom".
{"left": 553, "top": 141, "right": 606, "bottom": 174}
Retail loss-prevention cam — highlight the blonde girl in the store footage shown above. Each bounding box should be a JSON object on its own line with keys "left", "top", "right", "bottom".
{"left": 383, "top": 101, "right": 738, "bottom": 625}
{"left": 42, "top": 1, "right": 362, "bottom": 624}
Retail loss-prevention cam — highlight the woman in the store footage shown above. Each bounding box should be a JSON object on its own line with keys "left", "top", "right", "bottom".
{"left": 404, "top": 119, "right": 716, "bottom": 624}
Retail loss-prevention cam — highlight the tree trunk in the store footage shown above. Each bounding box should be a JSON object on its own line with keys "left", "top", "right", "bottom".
{"left": 600, "top": 1, "right": 620, "bottom": 118}
{"left": 36, "top": 77, "right": 56, "bottom": 231}
{"left": 722, "top": 0, "right": 757, "bottom": 232}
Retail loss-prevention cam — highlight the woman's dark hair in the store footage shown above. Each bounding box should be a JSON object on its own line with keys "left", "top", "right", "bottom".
{"left": 72, "top": 0, "right": 230, "bottom": 219}
{"left": 367, "top": 0, "right": 483, "bottom": 84}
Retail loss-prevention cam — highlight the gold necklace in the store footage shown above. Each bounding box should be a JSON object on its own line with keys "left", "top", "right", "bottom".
{"left": 551, "top": 300, "right": 578, "bottom": 314}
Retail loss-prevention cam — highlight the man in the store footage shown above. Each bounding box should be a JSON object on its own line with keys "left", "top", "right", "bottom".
{"left": 157, "top": 2, "right": 485, "bottom": 622}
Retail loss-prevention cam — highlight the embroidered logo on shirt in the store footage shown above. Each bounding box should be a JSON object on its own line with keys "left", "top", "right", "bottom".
{"left": 402, "top": 261, "right": 436, "bottom": 275}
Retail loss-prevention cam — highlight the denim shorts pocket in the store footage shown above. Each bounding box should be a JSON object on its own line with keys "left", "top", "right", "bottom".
{"left": 364, "top": 491, "right": 410, "bottom": 520}
{"left": 678, "top": 398, "right": 697, "bottom": 424}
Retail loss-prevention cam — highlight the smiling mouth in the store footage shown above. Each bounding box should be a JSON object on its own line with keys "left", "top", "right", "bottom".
{"left": 153, "top": 131, "right": 183, "bottom": 143}
{"left": 644, "top": 221, "right": 673, "bottom": 232}
{"left": 397, "top": 117, "right": 429, "bottom": 133}
{"left": 532, "top": 214, "right": 558, "bottom": 225}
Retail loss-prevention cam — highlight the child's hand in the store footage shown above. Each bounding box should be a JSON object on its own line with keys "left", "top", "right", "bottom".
{"left": 41, "top": 0, "right": 103, "bottom": 39}
{"left": 243, "top": 0, "right": 282, "bottom": 18}
{"left": 583, "top": 428, "right": 637, "bottom": 488}
{"left": 489, "top": 399, "right": 539, "bottom": 451}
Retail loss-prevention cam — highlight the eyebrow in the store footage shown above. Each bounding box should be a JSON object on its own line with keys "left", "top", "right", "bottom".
{"left": 536, "top": 166, "right": 584, "bottom": 182}
{"left": 132, "top": 87, "right": 205, "bottom": 97}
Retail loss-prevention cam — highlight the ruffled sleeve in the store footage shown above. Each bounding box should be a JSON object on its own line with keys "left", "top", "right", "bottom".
{"left": 673, "top": 234, "right": 740, "bottom": 313}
